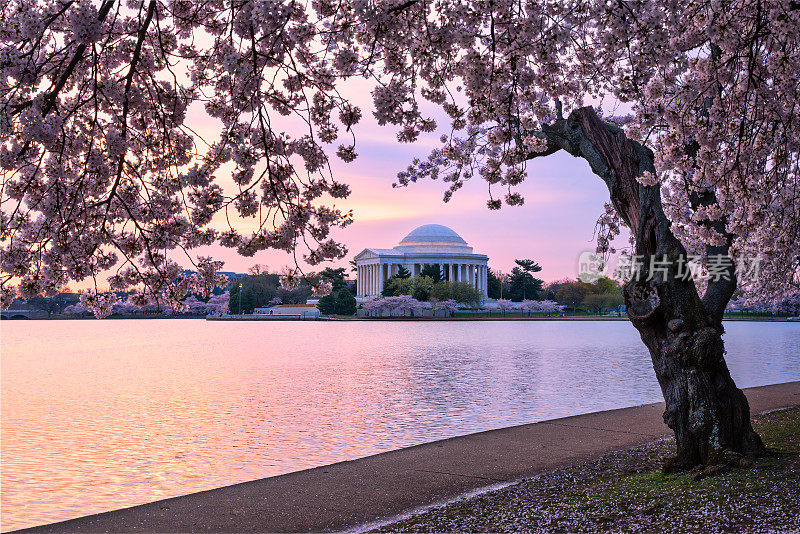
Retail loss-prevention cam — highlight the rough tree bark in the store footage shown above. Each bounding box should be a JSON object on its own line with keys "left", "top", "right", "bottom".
{"left": 535, "top": 106, "right": 766, "bottom": 469}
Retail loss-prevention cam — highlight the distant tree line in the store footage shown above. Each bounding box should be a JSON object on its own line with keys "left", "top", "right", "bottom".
{"left": 485, "top": 259, "right": 624, "bottom": 313}
{"left": 543, "top": 277, "right": 624, "bottom": 313}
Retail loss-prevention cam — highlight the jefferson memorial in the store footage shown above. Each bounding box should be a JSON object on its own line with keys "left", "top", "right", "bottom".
{"left": 354, "top": 224, "right": 489, "bottom": 299}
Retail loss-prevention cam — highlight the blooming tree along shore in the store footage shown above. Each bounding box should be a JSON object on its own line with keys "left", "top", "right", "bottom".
{"left": 1, "top": 1, "right": 798, "bottom": 469}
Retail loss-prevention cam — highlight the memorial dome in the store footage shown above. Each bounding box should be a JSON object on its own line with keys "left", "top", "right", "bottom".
{"left": 399, "top": 224, "right": 467, "bottom": 244}
{"left": 395, "top": 224, "right": 472, "bottom": 253}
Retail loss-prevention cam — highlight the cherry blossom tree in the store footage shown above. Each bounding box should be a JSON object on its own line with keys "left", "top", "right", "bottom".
{"left": 732, "top": 290, "right": 800, "bottom": 315}
{"left": 779, "top": 292, "right": 800, "bottom": 316}
{"left": 396, "top": 295, "right": 427, "bottom": 316}
{"left": 496, "top": 298, "right": 516, "bottom": 316}
{"left": 79, "top": 288, "right": 117, "bottom": 318}
{"left": 437, "top": 299, "right": 459, "bottom": 316}
{"left": 62, "top": 302, "right": 89, "bottom": 315}
{"left": 2, "top": 0, "right": 798, "bottom": 468}
{"left": 518, "top": 299, "right": 537, "bottom": 316}
{"left": 181, "top": 295, "right": 209, "bottom": 314}
{"left": 204, "top": 291, "right": 231, "bottom": 314}
{"left": 361, "top": 295, "right": 425, "bottom": 316}
{"left": 368, "top": 0, "right": 799, "bottom": 469}
{"left": 111, "top": 299, "right": 142, "bottom": 315}
{"left": 311, "top": 278, "right": 333, "bottom": 297}
{"left": 513, "top": 299, "right": 564, "bottom": 316}
{"left": 535, "top": 300, "right": 564, "bottom": 315}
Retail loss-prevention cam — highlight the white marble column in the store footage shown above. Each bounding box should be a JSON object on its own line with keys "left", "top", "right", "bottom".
{"left": 358, "top": 265, "right": 362, "bottom": 296}
{"left": 378, "top": 262, "right": 384, "bottom": 295}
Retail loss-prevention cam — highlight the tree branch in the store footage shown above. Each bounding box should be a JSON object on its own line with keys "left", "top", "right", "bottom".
{"left": 690, "top": 188, "right": 737, "bottom": 324}
{"left": 43, "top": 0, "right": 115, "bottom": 116}
{"left": 535, "top": 106, "right": 654, "bottom": 232}
{"left": 104, "top": 0, "right": 157, "bottom": 209}
{"left": 388, "top": 0, "right": 419, "bottom": 14}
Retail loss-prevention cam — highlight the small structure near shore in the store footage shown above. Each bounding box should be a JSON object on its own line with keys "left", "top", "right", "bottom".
{"left": 252, "top": 304, "right": 320, "bottom": 318}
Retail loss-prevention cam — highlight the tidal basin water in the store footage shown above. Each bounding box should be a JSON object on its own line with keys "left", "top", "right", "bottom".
{"left": 1, "top": 320, "right": 799, "bottom": 530}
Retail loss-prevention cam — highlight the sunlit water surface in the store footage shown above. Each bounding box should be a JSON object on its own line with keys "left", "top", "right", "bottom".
{"left": 1, "top": 319, "right": 799, "bottom": 530}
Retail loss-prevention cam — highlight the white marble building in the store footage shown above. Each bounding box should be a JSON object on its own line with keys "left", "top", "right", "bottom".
{"left": 353, "top": 224, "right": 489, "bottom": 298}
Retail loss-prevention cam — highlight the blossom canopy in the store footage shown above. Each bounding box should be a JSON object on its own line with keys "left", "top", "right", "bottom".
{"left": 1, "top": 0, "right": 798, "bottom": 312}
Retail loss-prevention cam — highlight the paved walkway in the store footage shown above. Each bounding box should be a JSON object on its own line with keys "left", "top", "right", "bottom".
{"left": 18, "top": 381, "right": 800, "bottom": 533}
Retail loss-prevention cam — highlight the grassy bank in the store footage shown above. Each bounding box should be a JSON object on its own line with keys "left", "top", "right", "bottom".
{"left": 377, "top": 407, "right": 800, "bottom": 533}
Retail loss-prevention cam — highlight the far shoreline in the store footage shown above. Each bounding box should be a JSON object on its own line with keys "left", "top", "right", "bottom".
{"left": 2, "top": 315, "right": 798, "bottom": 322}
{"left": 207, "top": 315, "right": 799, "bottom": 322}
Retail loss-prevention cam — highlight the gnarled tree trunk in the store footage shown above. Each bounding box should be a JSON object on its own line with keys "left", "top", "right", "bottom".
{"left": 537, "top": 106, "right": 765, "bottom": 469}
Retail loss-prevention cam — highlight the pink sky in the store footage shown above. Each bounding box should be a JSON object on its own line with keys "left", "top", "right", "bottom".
{"left": 194, "top": 138, "right": 620, "bottom": 283}
{"left": 174, "top": 82, "right": 627, "bottom": 285}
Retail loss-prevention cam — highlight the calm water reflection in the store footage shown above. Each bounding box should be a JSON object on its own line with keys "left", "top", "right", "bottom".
{"left": 1, "top": 319, "right": 799, "bottom": 530}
